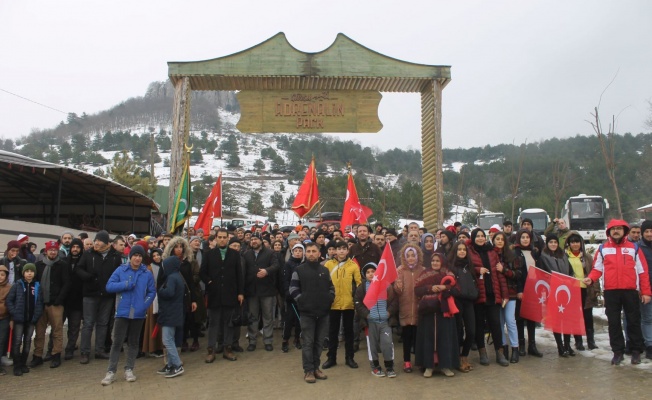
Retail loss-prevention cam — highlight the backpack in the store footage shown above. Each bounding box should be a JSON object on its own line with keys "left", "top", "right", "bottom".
{"left": 455, "top": 265, "right": 479, "bottom": 301}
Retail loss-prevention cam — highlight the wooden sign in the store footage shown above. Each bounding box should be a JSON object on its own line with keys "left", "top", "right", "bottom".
{"left": 236, "top": 90, "right": 382, "bottom": 133}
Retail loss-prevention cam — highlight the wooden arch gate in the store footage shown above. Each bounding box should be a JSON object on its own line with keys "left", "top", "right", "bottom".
{"left": 167, "top": 33, "right": 451, "bottom": 228}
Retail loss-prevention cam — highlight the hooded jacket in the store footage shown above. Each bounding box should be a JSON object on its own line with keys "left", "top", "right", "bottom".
{"left": 7, "top": 278, "right": 44, "bottom": 323}
{"left": 157, "top": 257, "right": 185, "bottom": 327}
{"left": 393, "top": 245, "right": 425, "bottom": 326}
{"left": 105, "top": 262, "right": 156, "bottom": 319}
{"left": 0, "top": 265, "right": 10, "bottom": 319}
{"left": 588, "top": 219, "right": 651, "bottom": 295}
{"left": 324, "top": 257, "right": 362, "bottom": 310}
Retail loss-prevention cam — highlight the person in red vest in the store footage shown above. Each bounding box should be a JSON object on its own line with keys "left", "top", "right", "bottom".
{"left": 584, "top": 219, "right": 652, "bottom": 365}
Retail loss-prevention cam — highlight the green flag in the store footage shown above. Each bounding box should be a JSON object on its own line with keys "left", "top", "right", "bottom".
{"left": 169, "top": 157, "right": 192, "bottom": 232}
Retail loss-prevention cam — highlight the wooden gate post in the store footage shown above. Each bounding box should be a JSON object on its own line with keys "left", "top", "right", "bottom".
{"left": 169, "top": 77, "right": 191, "bottom": 219}
{"left": 421, "top": 79, "right": 444, "bottom": 229}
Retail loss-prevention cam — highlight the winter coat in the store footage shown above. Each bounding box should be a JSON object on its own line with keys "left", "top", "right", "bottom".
{"left": 514, "top": 245, "right": 541, "bottom": 294}
{"left": 565, "top": 247, "right": 601, "bottom": 309}
{"left": 7, "top": 279, "right": 43, "bottom": 323}
{"left": 242, "top": 247, "right": 280, "bottom": 297}
{"left": 200, "top": 247, "right": 244, "bottom": 309}
{"left": 354, "top": 279, "right": 397, "bottom": 328}
{"left": 105, "top": 263, "right": 156, "bottom": 319}
{"left": 468, "top": 243, "right": 509, "bottom": 305}
{"left": 639, "top": 238, "right": 652, "bottom": 294}
{"left": 75, "top": 247, "right": 123, "bottom": 298}
{"left": 282, "top": 256, "right": 303, "bottom": 298}
{"left": 324, "top": 258, "right": 362, "bottom": 310}
{"left": 588, "top": 236, "right": 651, "bottom": 295}
{"left": 157, "top": 265, "right": 185, "bottom": 327}
{"left": 163, "top": 236, "right": 205, "bottom": 322}
{"left": 494, "top": 249, "right": 520, "bottom": 299}
{"left": 65, "top": 253, "right": 84, "bottom": 311}
{"left": 394, "top": 264, "right": 425, "bottom": 326}
{"left": 0, "top": 255, "right": 26, "bottom": 284}
{"left": 0, "top": 265, "right": 10, "bottom": 319}
{"left": 289, "top": 260, "right": 334, "bottom": 318}
{"left": 35, "top": 256, "right": 71, "bottom": 306}
{"left": 538, "top": 251, "right": 571, "bottom": 276}
{"left": 349, "top": 240, "right": 382, "bottom": 269}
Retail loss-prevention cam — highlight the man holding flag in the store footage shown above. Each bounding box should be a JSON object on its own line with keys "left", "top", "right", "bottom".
{"left": 289, "top": 243, "right": 334, "bottom": 384}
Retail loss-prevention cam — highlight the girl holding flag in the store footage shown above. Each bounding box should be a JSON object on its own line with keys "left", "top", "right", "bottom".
{"left": 514, "top": 229, "right": 544, "bottom": 358}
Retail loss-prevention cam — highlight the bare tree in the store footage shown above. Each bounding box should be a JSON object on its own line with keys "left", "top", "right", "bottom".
{"left": 509, "top": 141, "right": 527, "bottom": 221}
{"left": 551, "top": 161, "right": 575, "bottom": 217}
{"left": 588, "top": 107, "right": 623, "bottom": 219}
{"left": 646, "top": 99, "right": 652, "bottom": 130}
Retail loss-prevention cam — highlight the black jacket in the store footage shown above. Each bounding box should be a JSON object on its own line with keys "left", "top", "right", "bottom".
{"left": 0, "top": 255, "right": 26, "bottom": 284}
{"left": 349, "top": 241, "right": 382, "bottom": 270}
{"left": 242, "top": 247, "right": 280, "bottom": 297}
{"left": 158, "top": 269, "right": 185, "bottom": 327}
{"left": 200, "top": 247, "right": 244, "bottom": 308}
{"left": 282, "top": 256, "right": 303, "bottom": 298}
{"left": 75, "top": 247, "right": 123, "bottom": 298}
{"left": 289, "top": 261, "right": 334, "bottom": 318}
{"left": 35, "top": 257, "right": 71, "bottom": 306}
{"left": 65, "top": 252, "right": 84, "bottom": 311}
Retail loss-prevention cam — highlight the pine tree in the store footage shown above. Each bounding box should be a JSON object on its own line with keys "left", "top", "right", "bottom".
{"left": 227, "top": 153, "right": 240, "bottom": 168}
{"left": 270, "top": 191, "right": 284, "bottom": 209}
{"left": 247, "top": 192, "right": 265, "bottom": 215}
{"left": 253, "top": 159, "right": 265, "bottom": 174}
{"left": 106, "top": 151, "right": 157, "bottom": 197}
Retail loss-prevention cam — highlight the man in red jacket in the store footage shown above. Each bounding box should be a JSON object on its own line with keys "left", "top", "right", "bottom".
{"left": 584, "top": 219, "right": 652, "bottom": 365}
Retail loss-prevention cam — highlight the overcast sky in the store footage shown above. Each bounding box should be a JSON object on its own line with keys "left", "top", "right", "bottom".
{"left": 1, "top": 1, "right": 651, "bottom": 152}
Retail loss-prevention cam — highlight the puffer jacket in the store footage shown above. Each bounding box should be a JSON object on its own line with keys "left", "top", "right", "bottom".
{"left": 157, "top": 262, "right": 185, "bottom": 327}
{"left": 7, "top": 279, "right": 44, "bottom": 323}
{"left": 393, "top": 264, "right": 425, "bottom": 326}
{"left": 105, "top": 263, "right": 156, "bottom": 319}
{"left": 588, "top": 237, "right": 651, "bottom": 295}
{"left": 324, "top": 258, "right": 361, "bottom": 310}
{"left": 468, "top": 243, "right": 508, "bottom": 305}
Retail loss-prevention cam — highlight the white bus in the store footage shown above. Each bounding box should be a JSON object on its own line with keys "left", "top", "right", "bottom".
{"left": 561, "top": 194, "right": 609, "bottom": 242}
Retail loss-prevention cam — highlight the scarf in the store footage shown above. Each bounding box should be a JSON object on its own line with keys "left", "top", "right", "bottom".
{"left": 42, "top": 255, "right": 59, "bottom": 304}
{"left": 439, "top": 275, "right": 459, "bottom": 317}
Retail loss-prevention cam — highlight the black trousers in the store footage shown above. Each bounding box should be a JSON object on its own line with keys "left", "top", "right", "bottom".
{"left": 604, "top": 289, "right": 644, "bottom": 353}
{"left": 282, "top": 299, "right": 301, "bottom": 342}
{"left": 326, "top": 309, "right": 354, "bottom": 360}
{"left": 475, "top": 303, "right": 503, "bottom": 350}
{"left": 516, "top": 300, "right": 537, "bottom": 343}
{"left": 401, "top": 325, "right": 417, "bottom": 362}
{"left": 455, "top": 299, "right": 476, "bottom": 356}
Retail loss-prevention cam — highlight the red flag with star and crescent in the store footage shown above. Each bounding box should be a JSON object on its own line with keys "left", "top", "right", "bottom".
{"left": 363, "top": 244, "right": 397, "bottom": 309}
{"left": 194, "top": 172, "right": 222, "bottom": 233}
{"left": 291, "top": 159, "right": 319, "bottom": 219}
{"left": 520, "top": 266, "right": 551, "bottom": 323}
{"left": 340, "top": 171, "right": 373, "bottom": 231}
{"left": 545, "top": 271, "right": 585, "bottom": 335}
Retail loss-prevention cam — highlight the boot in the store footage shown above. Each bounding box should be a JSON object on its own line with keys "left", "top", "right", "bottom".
{"left": 496, "top": 348, "right": 509, "bottom": 367}
{"left": 587, "top": 329, "right": 598, "bottom": 350}
{"left": 43, "top": 350, "right": 53, "bottom": 362}
{"left": 478, "top": 348, "right": 490, "bottom": 366}
{"left": 282, "top": 341, "right": 289, "bottom": 353}
{"left": 557, "top": 343, "right": 569, "bottom": 357}
{"left": 13, "top": 355, "right": 23, "bottom": 376}
{"left": 205, "top": 347, "right": 215, "bottom": 363}
{"left": 510, "top": 347, "right": 519, "bottom": 363}
{"left": 518, "top": 339, "right": 526, "bottom": 356}
{"left": 458, "top": 356, "right": 469, "bottom": 372}
{"left": 223, "top": 346, "right": 237, "bottom": 361}
{"left": 565, "top": 342, "right": 576, "bottom": 357}
{"left": 528, "top": 340, "right": 543, "bottom": 357}
{"left": 503, "top": 345, "right": 509, "bottom": 359}
{"left": 20, "top": 354, "right": 30, "bottom": 374}
{"left": 574, "top": 335, "right": 585, "bottom": 351}
{"left": 646, "top": 346, "right": 652, "bottom": 360}
{"left": 50, "top": 353, "right": 61, "bottom": 368}
{"left": 29, "top": 356, "right": 43, "bottom": 368}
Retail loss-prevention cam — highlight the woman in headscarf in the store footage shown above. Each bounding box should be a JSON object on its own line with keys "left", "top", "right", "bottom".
{"left": 420, "top": 233, "right": 437, "bottom": 269}
{"left": 514, "top": 229, "right": 544, "bottom": 357}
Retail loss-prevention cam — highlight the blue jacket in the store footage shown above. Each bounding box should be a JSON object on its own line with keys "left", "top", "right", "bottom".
{"left": 157, "top": 270, "right": 185, "bottom": 327}
{"left": 7, "top": 279, "right": 44, "bottom": 323}
{"left": 106, "top": 263, "right": 156, "bottom": 319}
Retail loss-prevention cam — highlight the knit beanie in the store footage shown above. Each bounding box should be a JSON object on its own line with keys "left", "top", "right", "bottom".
{"left": 5, "top": 240, "right": 21, "bottom": 253}
{"left": 95, "top": 230, "right": 110, "bottom": 245}
{"left": 70, "top": 238, "right": 84, "bottom": 250}
{"left": 129, "top": 245, "right": 146, "bottom": 259}
{"left": 45, "top": 240, "right": 59, "bottom": 252}
{"left": 546, "top": 233, "right": 559, "bottom": 245}
{"left": 22, "top": 263, "right": 37, "bottom": 275}
{"left": 642, "top": 220, "right": 652, "bottom": 233}
{"left": 362, "top": 262, "right": 378, "bottom": 277}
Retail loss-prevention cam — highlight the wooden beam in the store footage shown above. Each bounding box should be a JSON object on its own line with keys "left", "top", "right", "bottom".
{"left": 421, "top": 80, "right": 444, "bottom": 228}
{"left": 169, "top": 77, "right": 191, "bottom": 218}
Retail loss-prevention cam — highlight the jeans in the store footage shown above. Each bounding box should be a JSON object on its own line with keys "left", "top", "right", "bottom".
{"left": 299, "top": 314, "right": 329, "bottom": 373}
{"left": 604, "top": 289, "right": 644, "bottom": 353}
{"left": 12, "top": 323, "right": 35, "bottom": 361}
{"left": 500, "top": 300, "right": 519, "bottom": 347}
{"left": 247, "top": 296, "right": 275, "bottom": 345}
{"left": 107, "top": 318, "right": 144, "bottom": 373}
{"left": 207, "top": 307, "right": 235, "bottom": 349}
{"left": 34, "top": 304, "right": 64, "bottom": 357}
{"left": 640, "top": 301, "right": 652, "bottom": 348}
{"left": 327, "top": 309, "right": 354, "bottom": 360}
{"left": 162, "top": 326, "right": 182, "bottom": 368}
{"left": 81, "top": 296, "right": 114, "bottom": 355}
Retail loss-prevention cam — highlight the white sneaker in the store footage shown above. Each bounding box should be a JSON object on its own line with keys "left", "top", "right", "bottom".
{"left": 1, "top": 356, "right": 13, "bottom": 366}
{"left": 101, "top": 371, "right": 116, "bottom": 386}
{"left": 124, "top": 369, "right": 137, "bottom": 382}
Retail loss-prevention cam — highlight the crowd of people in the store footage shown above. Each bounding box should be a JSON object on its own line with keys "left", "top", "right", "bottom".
{"left": 0, "top": 217, "right": 651, "bottom": 384}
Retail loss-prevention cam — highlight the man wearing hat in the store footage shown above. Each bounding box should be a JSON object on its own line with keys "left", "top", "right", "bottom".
{"left": 101, "top": 245, "right": 156, "bottom": 385}
{"left": 637, "top": 220, "right": 652, "bottom": 359}
{"left": 242, "top": 232, "right": 280, "bottom": 351}
{"left": 584, "top": 219, "right": 652, "bottom": 365}
{"left": 1, "top": 240, "right": 26, "bottom": 285}
{"left": 75, "top": 230, "right": 123, "bottom": 364}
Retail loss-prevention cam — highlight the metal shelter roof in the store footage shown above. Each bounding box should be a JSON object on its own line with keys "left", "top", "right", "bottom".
{"left": 0, "top": 150, "right": 158, "bottom": 232}
{"left": 168, "top": 32, "right": 451, "bottom": 92}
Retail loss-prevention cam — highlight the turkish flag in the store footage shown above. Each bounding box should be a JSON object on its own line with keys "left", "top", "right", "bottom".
{"left": 363, "top": 244, "right": 397, "bottom": 309}
{"left": 194, "top": 172, "right": 222, "bottom": 232}
{"left": 545, "top": 272, "right": 585, "bottom": 335}
{"left": 340, "top": 172, "right": 373, "bottom": 230}
{"left": 291, "top": 159, "right": 319, "bottom": 219}
{"left": 520, "top": 266, "right": 550, "bottom": 323}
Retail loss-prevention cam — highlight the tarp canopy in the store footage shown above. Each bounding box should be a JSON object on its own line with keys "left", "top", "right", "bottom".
{"left": 0, "top": 150, "right": 159, "bottom": 234}
{"left": 638, "top": 203, "right": 652, "bottom": 213}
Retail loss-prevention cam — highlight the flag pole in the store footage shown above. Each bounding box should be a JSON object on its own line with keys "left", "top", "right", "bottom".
{"left": 220, "top": 170, "right": 223, "bottom": 227}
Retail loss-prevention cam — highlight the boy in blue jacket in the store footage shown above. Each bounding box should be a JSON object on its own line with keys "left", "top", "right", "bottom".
{"left": 101, "top": 245, "right": 156, "bottom": 386}
{"left": 7, "top": 263, "right": 44, "bottom": 376}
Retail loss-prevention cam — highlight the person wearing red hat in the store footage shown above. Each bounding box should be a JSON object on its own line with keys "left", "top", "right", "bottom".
{"left": 31, "top": 240, "right": 71, "bottom": 369}
{"left": 584, "top": 219, "right": 652, "bottom": 365}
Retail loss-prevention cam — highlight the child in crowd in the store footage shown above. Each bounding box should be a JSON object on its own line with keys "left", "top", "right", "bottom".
{"left": 6, "top": 263, "right": 44, "bottom": 376}
{"left": 354, "top": 262, "right": 397, "bottom": 378}
{"left": 0, "top": 265, "right": 11, "bottom": 376}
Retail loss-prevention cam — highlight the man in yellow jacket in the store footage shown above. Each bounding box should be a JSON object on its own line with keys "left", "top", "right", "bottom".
{"left": 321, "top": 240, "right": 362, "bottom": 369}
